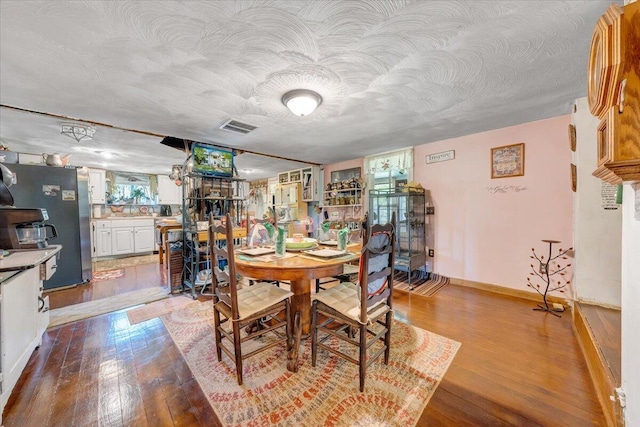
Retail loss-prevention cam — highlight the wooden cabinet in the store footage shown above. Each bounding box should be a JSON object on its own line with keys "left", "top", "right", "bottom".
{"left": 88, "top": 169, "right": 106, "bottom": 204}
{"left": 589, "top": 2, "right": 640, "bottom": 184}
{"left": 157, "top": 175, "right": 182, "bottom": 205}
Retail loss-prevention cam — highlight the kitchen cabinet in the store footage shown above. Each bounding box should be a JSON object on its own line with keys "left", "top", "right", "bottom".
{"left": 301, "top": 165, "right": 320, "bottom": 202}
{"left": 92, "top": 218, "right": 155, "bottom": 258}
{"left": 111, "top": 226, "right": 135, "bottom": 255}
{"left": 134, "top": 225, "right": 154, "bottom": 253}
{"left": 588, "top": 2, "right": 640, "bottom": 184}
{"left": 0, "top": 246, "right": 60, "bottom": 423}
{"left": 158, "top": 175, "right": 182, "bottom": 205}
{"left": 88, "top": 168, "right": 106, "bottom": 204}
{"left": 93, "top": 220, "right": 112, "bottom": 257}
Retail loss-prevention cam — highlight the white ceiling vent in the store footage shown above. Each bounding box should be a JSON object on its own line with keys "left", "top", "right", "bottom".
{"left": 218, "top": 119, "right": 258, "bottom": 135}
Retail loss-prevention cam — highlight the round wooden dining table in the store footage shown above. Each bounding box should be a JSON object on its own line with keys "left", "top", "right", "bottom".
{"left": 234, "top": 251, "right": 359, "bottom": 336}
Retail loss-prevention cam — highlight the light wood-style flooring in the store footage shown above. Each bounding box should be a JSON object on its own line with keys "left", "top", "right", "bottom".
{"left": 2, "top": 260, "right": 608, "bottom": 426}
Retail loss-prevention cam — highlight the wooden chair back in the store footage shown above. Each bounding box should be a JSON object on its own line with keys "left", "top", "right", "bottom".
{"left": 209, "top": 213, "right": 240, "bottom": 320}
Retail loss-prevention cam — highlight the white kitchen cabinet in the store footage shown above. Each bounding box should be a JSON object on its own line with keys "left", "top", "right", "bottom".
{"left": 157, "top": 175, "right": 182, "bottom": 205}
{"left": 88, "top": 168, "right": 106, "bottom": 204}
{"left": 92, "top": 219, "right": 155, "bottom": 258}
{"left": 93, "top": 220, "right": 112, "bottom": 257}
{"left": 0, "top": 247, "right": 59, "bottom": 423}
{"left": 134, "top": 225, "right": 155, "bottom": 253}
{"left": 301, "top": 165, "right": 320, "bottom": 202}
{"left": 111, "top": 226, "right": 135, "bottom": 255}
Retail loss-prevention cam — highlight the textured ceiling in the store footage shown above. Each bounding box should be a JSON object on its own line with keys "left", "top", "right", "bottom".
{"left": 0, "top": 0, "right": 613, "bottom": 179}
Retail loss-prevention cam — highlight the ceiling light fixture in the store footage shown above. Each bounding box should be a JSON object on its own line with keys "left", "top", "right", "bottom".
{"left": 282, "top": 89, "right": 322, "bottom": 116}
{"left": 61, "top": 123, "right": 96, "bottom": 142}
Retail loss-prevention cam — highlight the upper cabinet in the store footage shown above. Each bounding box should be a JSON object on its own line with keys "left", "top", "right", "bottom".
{"left": 88, "top": 169, "right": 106, "bottom": 204}
{"left": 589, "top": 2, "right": 640, "bottom": 184}
{"left": 276, "top": 166, "right": 320, "bottom": 202}
{"left": 157, "top": 175, "right": 182, "bottom": 205}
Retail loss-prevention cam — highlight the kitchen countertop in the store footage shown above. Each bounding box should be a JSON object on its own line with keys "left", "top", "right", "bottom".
{"left": 0, "top": 245, "right": 62, "bottom": 279}
{"left": 93, "top": 216, "right": 157, "bottom": 221}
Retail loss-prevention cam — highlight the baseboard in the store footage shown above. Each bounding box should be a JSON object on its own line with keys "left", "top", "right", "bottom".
{"left": 449, "top": 277, "right": 568, "bottom": 305}
{"left": 573, "top": 303, "right": 622, "bottom": 427}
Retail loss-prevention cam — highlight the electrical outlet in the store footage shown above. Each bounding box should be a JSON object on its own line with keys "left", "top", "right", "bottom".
{"left": 428, "top": 249, "right": 434, "bottom": 257}
{"left": 426, "top": 206, "right": 435, "bottom": 215}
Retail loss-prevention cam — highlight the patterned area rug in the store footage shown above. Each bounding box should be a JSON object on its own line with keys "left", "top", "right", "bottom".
{"left": 48, "top": 287, "right": 168, "bottom": 328}
{"left": 161, "top": 302, "right": 460, "bottom": 426}
{"left": 91, "top": 268, "right": 125, "bottom": 282}
{"left": 92, "top": 254, "right": 158, "bottom": 272}
{"left": 394, "top": 272, "right": 450, "bottom": 296}
{"left": 127, "top": 296, "right": 200, "bottom": 325}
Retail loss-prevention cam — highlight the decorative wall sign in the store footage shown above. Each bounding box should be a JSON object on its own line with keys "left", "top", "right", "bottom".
{"left": 601, "top": 182, "right": 619, "bottom": 210}
{"left": 571, "top": 163, "right": 577, "bottom": 192}
{"left": 568, "top": 124, "right": 576, "bottom": 152}
{"left": 486, "top": 185, "right": 528, "bottom": 194}
{"left": 426, "top": 150, "right": 455, "bottom": 164}
{"left": 491, "top": 143, "right": 525, "bottom": 179}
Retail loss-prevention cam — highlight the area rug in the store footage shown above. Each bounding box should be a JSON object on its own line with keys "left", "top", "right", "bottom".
{"left": 92, "top": 254, "right": 158, "bottom": 272}
{"left": 48, "top": 286, "right": 168, "bottom": 328}
{"left": 91, "top": 268, "right": 125, "bottom": 282}
{"left": 394, "top": 272, "right": 450, "bottom": 297}
{"left": 127, "top": 296, "right": 201, "bottom": 325}
{"left": 161, "top": 302, "right": 460, "bottom": 426}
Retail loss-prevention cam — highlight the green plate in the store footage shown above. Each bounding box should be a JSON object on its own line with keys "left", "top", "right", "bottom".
{"left": 285, "top": 238, "right": 318, "bottom": 249}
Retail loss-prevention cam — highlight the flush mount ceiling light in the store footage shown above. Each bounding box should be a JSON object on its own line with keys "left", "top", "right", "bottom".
{"left": 61, "top": 123, "right": 96, "bottom": 142}
{"left": 282, "top": 89, "right": 322, "bottom": 116}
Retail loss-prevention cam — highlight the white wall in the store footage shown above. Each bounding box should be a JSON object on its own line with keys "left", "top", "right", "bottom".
{"left": 572, "top": 97, "right": 622, "bottom": 307}
{"left": 622, "top": 183, "right": 640, "bottom": 426}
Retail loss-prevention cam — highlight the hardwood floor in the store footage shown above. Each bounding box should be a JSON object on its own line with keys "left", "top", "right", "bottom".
{"left": 579, "top": 303, "right": 621, "bottom": 384}
{"left": 3, "top": 261, "right": 607, "bottom": 426}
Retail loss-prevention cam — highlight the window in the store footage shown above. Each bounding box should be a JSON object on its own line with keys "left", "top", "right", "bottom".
{"left": 106, "top": 171, "right": 157, "bottom": 204}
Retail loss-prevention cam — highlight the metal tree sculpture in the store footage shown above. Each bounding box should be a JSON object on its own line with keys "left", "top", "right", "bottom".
{"left": 527, "top": 239, "right": 573, "bottom": 317}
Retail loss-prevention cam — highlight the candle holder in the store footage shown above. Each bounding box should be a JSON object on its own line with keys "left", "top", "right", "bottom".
{"left": 527, "top": 239, "right": 573, "bottom": 317}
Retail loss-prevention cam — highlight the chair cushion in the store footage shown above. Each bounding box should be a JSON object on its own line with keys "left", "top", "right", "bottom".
{"left": 237, "top": 282, "right": 292, "bottom": 319}
{"left": 314, "top": 282, "right": 388, "bottom": 324}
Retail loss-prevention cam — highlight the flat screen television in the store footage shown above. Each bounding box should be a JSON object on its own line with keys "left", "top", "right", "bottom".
{"left": 191, "top": 143, "right": 234, "bottom": 177}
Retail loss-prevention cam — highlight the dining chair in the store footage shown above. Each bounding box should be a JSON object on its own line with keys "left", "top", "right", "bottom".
{"left": 311, "top": 212, "right": 395, "bottom": 392}
{"left": 209, "top": 213, "right": 293, "bottom": 385}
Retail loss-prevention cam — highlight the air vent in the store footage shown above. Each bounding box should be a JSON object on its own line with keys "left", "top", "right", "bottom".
{"left": 218, "top": 119, "right": 258, "bottom": 135}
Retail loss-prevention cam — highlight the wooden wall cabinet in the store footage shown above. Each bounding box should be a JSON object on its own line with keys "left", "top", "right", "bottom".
{"left": 589, "top": 2, "right": 640, "bottom": 184}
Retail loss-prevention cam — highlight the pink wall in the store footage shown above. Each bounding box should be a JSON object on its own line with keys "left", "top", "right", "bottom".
{"left": 413, "top": 115, "right": 573, "bottom": 290}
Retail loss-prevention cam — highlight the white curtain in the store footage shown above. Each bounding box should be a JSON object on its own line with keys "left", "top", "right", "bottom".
{"left": 365, "top": 148, "right": 413, "bottom": 175}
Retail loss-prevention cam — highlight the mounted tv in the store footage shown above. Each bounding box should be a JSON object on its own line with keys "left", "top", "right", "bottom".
{"left": 191, "top": 143, "right": 234, "bottom": 177}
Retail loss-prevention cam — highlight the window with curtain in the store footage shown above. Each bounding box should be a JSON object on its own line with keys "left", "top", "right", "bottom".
{"left": 365, "top": 148, "right": 414, "bottom": 191}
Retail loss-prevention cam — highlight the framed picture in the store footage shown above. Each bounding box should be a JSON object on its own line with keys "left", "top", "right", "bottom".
{"left": 331, "top": 167, "right": 361, "bottom": 182}
{"left": 491, "top": 143, "right": 525, "bottom": 179}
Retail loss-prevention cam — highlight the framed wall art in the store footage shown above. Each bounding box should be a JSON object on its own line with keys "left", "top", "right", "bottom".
{"left": 491, "top": 143, "right": 525, "bottom": 179}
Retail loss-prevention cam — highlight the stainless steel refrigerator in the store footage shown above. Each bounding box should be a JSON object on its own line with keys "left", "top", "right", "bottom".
{"left": 3, "top": 163, "right": 92, "bottom": 290}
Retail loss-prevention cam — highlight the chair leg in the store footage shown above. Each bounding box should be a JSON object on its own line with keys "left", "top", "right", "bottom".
{"left": 287, "top": 310, "right": 302, "bottom": 372}
{"left": 384, "top": 310, "right": 392, "bottom": 364}
{"left": 232, "top": 319, "right": 243, "bottom": 385}
{"left": 359, "top": 323, "right": 367, "bottom": 392}
{"left": 311, "top": 300, "right": 318, "bottom": 367}
{"left": 212, "top": 301, "right": 222, "bottom": 362}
